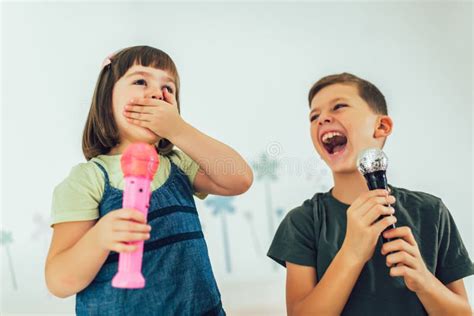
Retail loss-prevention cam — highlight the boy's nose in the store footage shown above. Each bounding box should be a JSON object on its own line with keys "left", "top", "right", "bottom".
{"left": 318, "top": 114, "right": 333, "bottom": 125}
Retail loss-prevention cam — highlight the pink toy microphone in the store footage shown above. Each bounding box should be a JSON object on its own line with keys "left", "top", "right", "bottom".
{"left": 111, "top": 143, "right": 159, "bottom": 289}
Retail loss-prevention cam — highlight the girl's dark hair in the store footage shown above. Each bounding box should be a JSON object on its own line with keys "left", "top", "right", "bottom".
{"left": 82, "top": 45, "right": 180, "bottom": 160}
{"left": 308, "top": 72, "right": 387, "bottom": 115}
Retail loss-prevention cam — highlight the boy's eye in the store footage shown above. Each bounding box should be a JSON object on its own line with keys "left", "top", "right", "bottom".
{"left": 133, "top": 79, "right": 147, "bottom": 86}
{"left": 310, "top": 114, "right": 319, "bottom": 122}
{"left": 334, "top": 103, "right": 347, "bottom": 110}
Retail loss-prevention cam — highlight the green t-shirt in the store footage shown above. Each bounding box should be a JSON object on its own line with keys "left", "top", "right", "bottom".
{"left": 267, "top": 186, "right": 474, "bottom": 315}
{"left": 51, "top": 150, "right": 205, "bottom": 226}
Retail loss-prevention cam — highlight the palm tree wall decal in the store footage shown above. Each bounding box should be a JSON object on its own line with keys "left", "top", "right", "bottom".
{"left": 206, "top": 196, "right": 235, "bottom": 273}
{"left": 275, "top": 207, "right": 285, "bottom": 222}
{"left": 252, "top": 152, "right": 279, "bottom": 243}
{"left": 1, "top": 229, "right": 18, "bottom": 290}
{"left": 243, "top": 211, "right": 262, "bottom": 256}
{"left": 31, "top": 213, "right": 51, "bottom": 251}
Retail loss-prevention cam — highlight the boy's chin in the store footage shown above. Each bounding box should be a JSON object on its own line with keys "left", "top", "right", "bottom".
{"left": 322, "top": 150, "right": 358, "bottom": 174}
{"left": 329, "top": 164, "right": 358, "bottom": 175}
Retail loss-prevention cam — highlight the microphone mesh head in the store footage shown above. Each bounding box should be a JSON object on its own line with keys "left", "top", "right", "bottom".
{"left": 121, "top": 143, "right": 160, "bottom": 179}
{"left": 357, "top": 148, "right": 388, "bottom": 175}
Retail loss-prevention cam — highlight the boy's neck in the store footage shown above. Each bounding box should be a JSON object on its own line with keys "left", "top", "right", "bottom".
{"left": 331, "top": 171, "right": 369, "bottom": 205}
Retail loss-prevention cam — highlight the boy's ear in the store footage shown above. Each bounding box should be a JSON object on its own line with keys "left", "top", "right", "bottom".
{"left": 374, "top": 115, "right": 393, "bottom": 138}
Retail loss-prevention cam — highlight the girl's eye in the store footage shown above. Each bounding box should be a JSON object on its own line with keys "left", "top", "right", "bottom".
{"left": 163, "top": 85, "right": 174, "bottom": 94}
{"left": 334, "top": 103, "right": 347, "bottom": 110}
{"left": 133, "top": 79, "right": 147, "bottom": 86}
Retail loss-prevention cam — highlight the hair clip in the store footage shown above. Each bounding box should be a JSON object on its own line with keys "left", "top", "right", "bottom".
{"left": 101, "top": 53, "right": 115, "bottom": 70}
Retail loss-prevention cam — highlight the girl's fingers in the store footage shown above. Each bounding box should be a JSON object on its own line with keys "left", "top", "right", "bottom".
{"left": 126, "top": 118, "right": 148, "bottom": 126}
{"left": 124, "top": 104, "right": 153, "bottom": 113}
{"left": 128, "top": 98, "right": 158, "bottom": 107}
{"left": 112, "top": 243, "right": 137, "bottom": 253}
{"left": 129, "top": 97, "right": 173, "bottom": 107}
{"left": 123, "top": 111, "right": 152, "bottom": 122}
{"left": 113, "top": 221, "right": 151, "bottom": 233}
{"left": 115, "top": 208, "right": 147, "bottom": 223}
{"left": 114, "top": 232, "right": 151, "bottom": 243}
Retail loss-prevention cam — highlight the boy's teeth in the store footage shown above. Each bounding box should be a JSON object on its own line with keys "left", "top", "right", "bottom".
{"left": 322, "top": 131, "right": 343, "bottom": 143}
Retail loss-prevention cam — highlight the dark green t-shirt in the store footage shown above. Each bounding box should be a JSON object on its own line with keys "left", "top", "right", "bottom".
{"left": 267, "top": 186, "right": 474, "bottom": 315}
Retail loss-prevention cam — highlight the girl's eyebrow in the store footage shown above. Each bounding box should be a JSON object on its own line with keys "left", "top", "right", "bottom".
{"left": 125, "top": 71, "right": 175, "bottom": 84}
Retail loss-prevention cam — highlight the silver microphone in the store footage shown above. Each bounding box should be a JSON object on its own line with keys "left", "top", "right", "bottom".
{"left": 357, "top": 148, "right": 395, "bottom": 244}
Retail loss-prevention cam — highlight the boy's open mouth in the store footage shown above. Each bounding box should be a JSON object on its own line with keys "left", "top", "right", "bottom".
{"left": 321, "top": 131, "right": 348, "bottom": 155}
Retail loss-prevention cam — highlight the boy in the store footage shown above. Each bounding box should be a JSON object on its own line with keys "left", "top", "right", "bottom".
{"left": 267, "top": 73, "right": 473, "bottom": 315}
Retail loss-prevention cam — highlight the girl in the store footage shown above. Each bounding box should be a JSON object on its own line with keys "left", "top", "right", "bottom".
{"left": 45, "top": 45, "right": 253, "bottom": 315}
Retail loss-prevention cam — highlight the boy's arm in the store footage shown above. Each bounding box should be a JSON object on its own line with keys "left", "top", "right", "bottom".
{"left": 170, "top": 121, "right": 253, "bottom": 196}
{"left": 283, "top": 190, "right": 397, "bottom": 315}
{"left": 382, "top": 227, "right": 472, "bottom": 315}
{"left": 286, "top": 246, "right": 364, "bottom": 316}
{"left": 416, "top": 277, "right": 471, "bottom": 315}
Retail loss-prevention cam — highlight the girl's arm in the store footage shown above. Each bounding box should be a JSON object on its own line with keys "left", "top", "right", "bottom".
{"left": 169, "top": 121, "right": 253, "bottom": 196}
{"left": 45, "top": 221, "right": 108, "bottom": 298}
{"left": 45, "top": 209, "right": 150, "bottom": 298}
{"left": 124, "top": 91, "right": 253, "bottom": 196}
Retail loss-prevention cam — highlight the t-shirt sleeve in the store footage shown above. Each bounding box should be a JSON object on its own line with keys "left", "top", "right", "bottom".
{"left": 267, "top": 199, "right": 317, "bottom": 268}
{"left": 169, "top": 150, "right": 207, "bottom": 199}
{"left": 435, "top": 199, "right": 474, "bottom": 284}
{"left": 50, "top": 163, "right": 104, "bottom": 226}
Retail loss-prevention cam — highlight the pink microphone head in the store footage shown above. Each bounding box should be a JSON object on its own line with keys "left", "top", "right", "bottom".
{"left": 121, "top": 143, "right": 160, "bottom": 180}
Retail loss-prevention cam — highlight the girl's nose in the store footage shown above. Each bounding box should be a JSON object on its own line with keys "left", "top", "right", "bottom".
{"left": 149, "top": 88, "right": 164, "bottom": 100}
{"left": 151, "top": 94, "right": 163, "bottom": 100}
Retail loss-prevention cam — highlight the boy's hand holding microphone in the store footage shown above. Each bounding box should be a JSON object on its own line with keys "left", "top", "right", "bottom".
{"left": 342, "top": 148, "right": 432, "bottom": 293}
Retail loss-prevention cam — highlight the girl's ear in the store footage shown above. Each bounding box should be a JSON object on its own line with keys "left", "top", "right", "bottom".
{"left": 374, "top": 115, "right": 393, "bottom": 138}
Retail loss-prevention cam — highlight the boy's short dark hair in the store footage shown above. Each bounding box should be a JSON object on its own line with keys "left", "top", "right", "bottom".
{"left": 308, "top": 73, "right": 388, "bottom": 115}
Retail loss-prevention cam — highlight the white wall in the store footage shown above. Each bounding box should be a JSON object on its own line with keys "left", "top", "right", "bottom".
{"left": 1, "top": 2, "right": 472, "bottom": 315}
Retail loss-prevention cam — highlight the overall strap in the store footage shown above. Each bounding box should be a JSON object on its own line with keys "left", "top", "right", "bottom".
{"left": 93, "top": 162, "right": 111, "bottom": 189}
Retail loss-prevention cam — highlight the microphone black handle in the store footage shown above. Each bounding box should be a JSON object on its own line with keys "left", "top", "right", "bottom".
{"left": 363, "top": 170, "right": 396, "bottom": 244}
